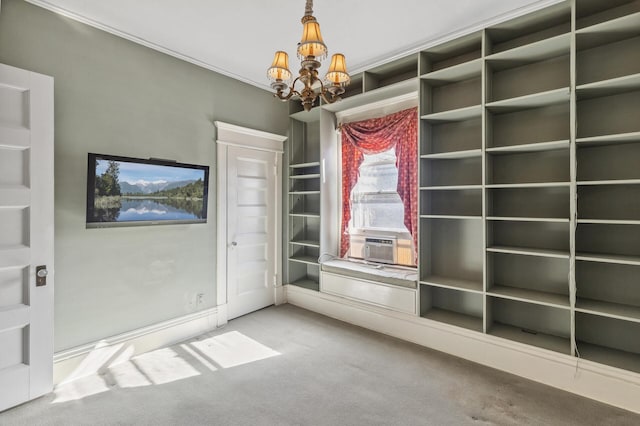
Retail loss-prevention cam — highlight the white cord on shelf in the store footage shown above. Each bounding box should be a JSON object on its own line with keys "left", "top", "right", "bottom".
{"left": 317, "top": 252, "right": 339, "bottom": 264}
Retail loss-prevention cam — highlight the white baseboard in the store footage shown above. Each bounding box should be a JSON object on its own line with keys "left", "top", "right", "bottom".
{"left": 53, "top": 306, "right": 223, "bottom": 385}
{"left": 286, "top": 285, "right": 640, "bottom": 414}
{"left": 275, "top": 284, "right": 286, "bottom": 306}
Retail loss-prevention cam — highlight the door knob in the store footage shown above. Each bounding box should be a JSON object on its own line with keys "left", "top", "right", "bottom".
{"left": 230, "top": 241, "right": 238, "bottom": 247}
{"left": 36, "top": 265, "right": 48, "bottom": 287}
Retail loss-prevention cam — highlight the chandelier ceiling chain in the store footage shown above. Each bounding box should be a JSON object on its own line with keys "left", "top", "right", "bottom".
{"left": 267, "top": 0, "right": 351, "bottom": 111}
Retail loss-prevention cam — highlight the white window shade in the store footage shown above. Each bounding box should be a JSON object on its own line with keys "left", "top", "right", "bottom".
{"left": 349, "top": 148, "right": 408, "bottom": 233}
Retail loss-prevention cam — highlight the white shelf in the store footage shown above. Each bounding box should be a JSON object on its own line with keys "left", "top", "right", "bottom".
{"left": 289, "top": 212, "right": 320, "bottom": 218}
{"left": 577, "top": 179, "right": 640, "bottom": 186}
{"left": 420, "top": 276, "right": 482, "bottom": 293}
{"left": 576, "top": 253, "right": 640, "bottom": 267}
{"left": 421, "top": 59, "right": 483, "bottom": 83}
{"left": 577, "top": 219, "right": 640, "bottom": 226}
{"left": 486, "top": 140, "right": 570, "bottom": 154}
{"left": 289, "top": 174, "right": 320, "bottom": 180}
{"left": 486, "top": 87, "right": 570, "bottom": 112}
{"left": 486, "top": 33, "right": 571, "bottom": 63}
{"left": 420, "top": 149, "right": 481, "bottom": 159}
{"left": 288, "top": 191, "right": 321, "bottom": 195}
{"left": 576, "top": 132, "right": 640, "bottom": 147}
{"left": 487, "top": 217, "right": 569, "bottom": 223}
{"left": 290, "top": 107, "right": 321, "bottom": 122}
{"left": 422, "top": 308, "right": 483, "bottom": 333}
{"left": 420, "top": 185, "right": 482, "bottom": 191}
{"left": 289, "top": 161, "right": 320, "bottom": 169}
{"left": 577, "top": 73, "right": 640, "bottom": 99}
{"left": 577, "top": 342, "right": 640, "bottom": 374}
{"left": 577, "top": 11, "right": 640, "bottom": 50}
{"left": 289, "top": 278, "right": 320, "bottom": 291}
{"left": 420, "top": 215, "right": 482, "bottom": 221}
{"left": 489, "top": 285, "right": 569, "bottom": 309}
{"left": 289, "top": 255, "right": 319, "bottom": 266}
{"left": 576, "top": 299, "right": 640, "bottom": 324}
{"left": 490, "top": 323, "right": 571, "bottom": 354}
{"left": 421, "top": 105, "right": 482, "bottom": 122}
{"left": 290, "top": 240, "right": 320, "bottom": 248}
{"left": 486, "top": 182, "right": 570, "bottom": 189}
{"left": 488, "top": 246, "right": 570, "bottom": 259}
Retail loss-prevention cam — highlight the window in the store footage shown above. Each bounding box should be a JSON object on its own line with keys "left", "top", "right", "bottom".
{"left": 337, "top": 104, "right": 418, "bottom": 266}
{"left": 349, "top": 148, "right": 408, "bottom": 233}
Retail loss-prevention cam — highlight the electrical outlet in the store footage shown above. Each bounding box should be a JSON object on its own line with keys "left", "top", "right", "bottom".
{"left": 196, "top": 293, "right": 204, "bottom": 306}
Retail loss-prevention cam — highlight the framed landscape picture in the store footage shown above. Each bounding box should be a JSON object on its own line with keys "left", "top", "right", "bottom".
{"left": 86, "top": 153, "right": 210, "bottom": 227}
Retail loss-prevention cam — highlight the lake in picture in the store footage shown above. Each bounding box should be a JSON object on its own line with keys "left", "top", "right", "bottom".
{"left": 116, "top": 198, "right": 202, "bottom": 222}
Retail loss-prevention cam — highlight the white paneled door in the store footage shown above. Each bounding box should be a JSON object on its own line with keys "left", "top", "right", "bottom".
{"left": 226, "top": 146, "right": 277, "bottom": 320}
{"left": 0, "top": 64, "right": 54, "bottom": 412}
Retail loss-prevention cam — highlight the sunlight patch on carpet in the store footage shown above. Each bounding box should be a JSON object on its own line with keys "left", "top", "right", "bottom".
{"left": 52, "top": 331, "right": 279, "bottom": 404}
{"left": 133, "top": 348, "right": 200, "bottom": 385}
{"left": 190, "top": 331, "right": 280, "bottom": 368}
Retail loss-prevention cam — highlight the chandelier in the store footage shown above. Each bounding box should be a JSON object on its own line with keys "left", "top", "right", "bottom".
{"left": 267, "top": 0, "right": 351, "bottom": 111}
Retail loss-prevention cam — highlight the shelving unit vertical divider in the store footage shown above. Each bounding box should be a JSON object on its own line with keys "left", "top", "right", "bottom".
{"left": 418, "top": 50, "right": 430, "bottom": 316}
{"left": 416, "top": 56, "right": 425, "bottom": 315}
{"left": 482, "top": 29, "right": 490, "bottom": 334}
{"left": 319, "top": 107, "right": 338, "bottom": 273}
{"left": 568, "top": 0, "right": 578, "bottom": 357}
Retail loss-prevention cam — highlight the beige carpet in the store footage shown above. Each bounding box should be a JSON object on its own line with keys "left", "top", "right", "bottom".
{"left": 1, "top": 304, "right": 638, "bottom": 425}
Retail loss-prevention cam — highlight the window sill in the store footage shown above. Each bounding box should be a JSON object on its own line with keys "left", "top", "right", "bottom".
{"left": 321, "top": 259, "right": 418, "bottom": 289}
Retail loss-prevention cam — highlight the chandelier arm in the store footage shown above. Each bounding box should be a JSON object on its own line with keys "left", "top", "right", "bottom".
{"left": 318, "top": 79, "right": 333, "bottom": 104}
{"left": 317, "top": 79, "right": 339, "bottom": 105}
{"left": 274, "top": 75, "right": 304, "bottom": 101}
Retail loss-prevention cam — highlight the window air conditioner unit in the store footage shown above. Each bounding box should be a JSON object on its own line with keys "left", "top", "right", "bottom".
{"left": 364, "top": 237, "right": 397, "bottom": 264}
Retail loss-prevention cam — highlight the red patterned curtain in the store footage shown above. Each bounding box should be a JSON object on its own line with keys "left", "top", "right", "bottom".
{"left": 340, "top": 107, "right": 418, "bottom": 260}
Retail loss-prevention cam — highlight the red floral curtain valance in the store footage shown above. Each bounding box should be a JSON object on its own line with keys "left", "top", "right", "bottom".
{"left": 340, "top": 107, "right": 418, "bottom": 260}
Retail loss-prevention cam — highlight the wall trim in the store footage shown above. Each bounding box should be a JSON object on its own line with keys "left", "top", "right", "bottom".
{"left": 214, "top": 121, "right": 288, "bottom": 144}
{"left": 285, "top": 285, "right": 640, "bottom": 415}
{"left": 215, "top": 121, "right": 286, "bottom": 154}
{"left": 24, "top": 0, "right": 564, "bottom": 93}
{"left": 349, "top": 0, "right": 566, "bottom": 75}
{"left": 23, "top": 0, "right": 267, "bottom": 90}
{"left": 53, "top": 306, "right": 221, "bottom": 385}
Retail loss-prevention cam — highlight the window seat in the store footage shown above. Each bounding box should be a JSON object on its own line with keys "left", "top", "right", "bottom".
{"left": 321, "top": 259, "right": 417, "bottom": 289}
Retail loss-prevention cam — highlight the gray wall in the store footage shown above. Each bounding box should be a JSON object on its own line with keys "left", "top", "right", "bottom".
{"left": 0, "top": 0, "right": 288, "bottom": 351}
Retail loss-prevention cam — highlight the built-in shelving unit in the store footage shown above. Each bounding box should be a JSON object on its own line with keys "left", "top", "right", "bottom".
{"left": 286, "top": 109, "right": 322, "bottom": 291}
{"left": 483, "top": 3, "right": 573, "bottom": 356}
{"left": 571, "top": 0, "right": 640, "bottom": 374}
{"left": 418, "top": 32, "right": 485, "bottom": 328}
{"left": 285, "top": 0, "right": 640, "bottom": 378}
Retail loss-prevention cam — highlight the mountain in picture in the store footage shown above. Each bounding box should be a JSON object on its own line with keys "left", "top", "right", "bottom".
{"left": 119, "top": 179, "right": 196, "bottom": 195}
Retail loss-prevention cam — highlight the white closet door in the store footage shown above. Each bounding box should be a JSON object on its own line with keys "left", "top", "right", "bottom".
{"left": 0, "top": 63, "right": 54, "bottom": 412}
{"left": 226, "top": 145, "right": 277, "bottom": 319}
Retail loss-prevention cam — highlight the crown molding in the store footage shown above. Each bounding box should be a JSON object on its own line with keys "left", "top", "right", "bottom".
{"left": 350, "top": 0, "right": 566, "bottom": 75}
{"left": 23, "top": 0, "right": 274, "bottom": 92}
{"left": 25, "top": 0, "right": 564, "bottom": 93}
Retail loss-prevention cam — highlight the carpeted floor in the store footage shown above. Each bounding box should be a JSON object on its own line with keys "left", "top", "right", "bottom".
{"left": 1, "top": 304, "right": 639, "bottom": 425}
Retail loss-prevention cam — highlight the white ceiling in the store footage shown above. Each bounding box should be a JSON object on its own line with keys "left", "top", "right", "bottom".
{"left": 26, "top": 0, "right": 562, "bottom": 91}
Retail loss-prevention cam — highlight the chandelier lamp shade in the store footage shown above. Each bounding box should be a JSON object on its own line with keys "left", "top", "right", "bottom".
{"left": 267, "top": 0, "right": 351, "bottom": 111}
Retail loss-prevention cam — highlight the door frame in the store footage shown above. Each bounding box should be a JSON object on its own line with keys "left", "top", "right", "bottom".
{"left": 214, "top": 121, "right": 286, "bottom": 326}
